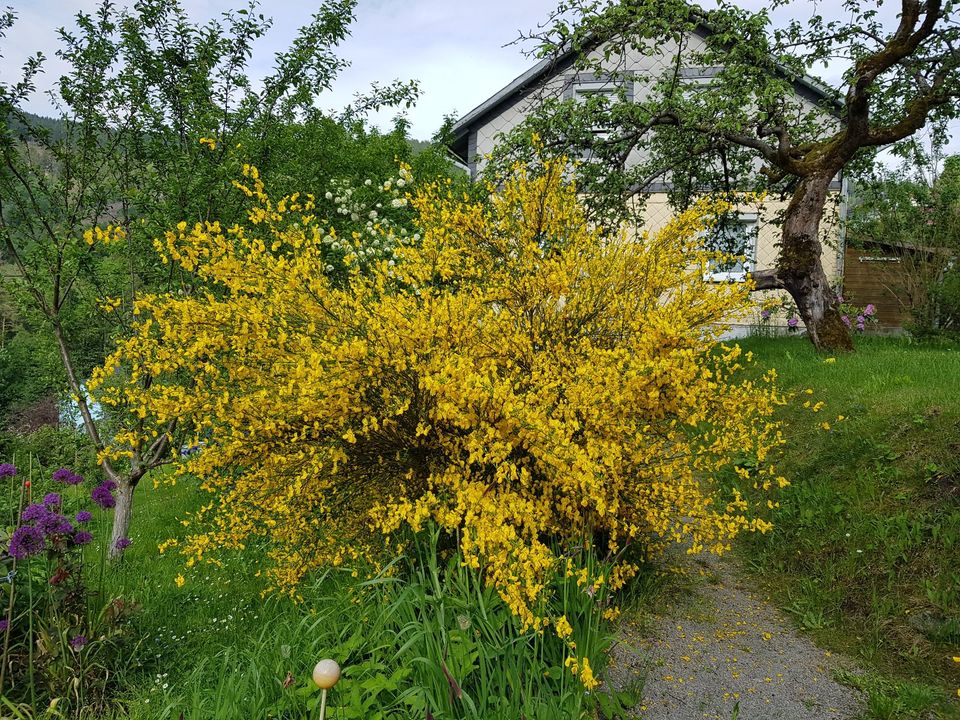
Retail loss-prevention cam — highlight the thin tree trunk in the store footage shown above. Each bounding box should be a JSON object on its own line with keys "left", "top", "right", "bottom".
{"left": 760, "top": 172, "right": 854, "bottom": 352}
{"left": 108, "top": 479, "right": 135, "bottom": 560}
{"left": 52, "top": 319, "right": 141, "bottom": 555}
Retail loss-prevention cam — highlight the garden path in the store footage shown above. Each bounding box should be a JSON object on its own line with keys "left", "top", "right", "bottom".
{"left": 607, "top": 553, "right": 864, "bottom": 720}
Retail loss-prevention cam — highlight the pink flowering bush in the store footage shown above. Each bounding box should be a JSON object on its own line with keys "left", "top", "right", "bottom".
{"left": 756, "top": 288, "right": 879, "bottom": 335}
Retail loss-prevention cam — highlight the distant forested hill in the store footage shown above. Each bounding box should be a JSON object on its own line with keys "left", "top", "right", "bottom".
{"left": 7, "top": 111, "right": 69, "bottom": 143}
{"left": 8, "top": 111, "right": 438, "bottom": 154}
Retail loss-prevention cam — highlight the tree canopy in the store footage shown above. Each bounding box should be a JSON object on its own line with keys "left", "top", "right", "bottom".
{"left": 487, "top": 0, "right": 960, "bottom": 350}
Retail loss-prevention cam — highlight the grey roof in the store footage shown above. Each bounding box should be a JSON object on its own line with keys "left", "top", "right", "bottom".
{"left": 449, "top": 25, "right": 842, "bottom": 164}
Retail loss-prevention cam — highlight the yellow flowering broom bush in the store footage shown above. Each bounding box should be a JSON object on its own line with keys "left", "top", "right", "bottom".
{"left": 90, "top": 158, "right": 786, "bottom": 629}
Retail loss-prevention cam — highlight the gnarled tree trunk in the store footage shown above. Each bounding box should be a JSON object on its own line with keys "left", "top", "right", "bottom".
{"left": 755, "top": 172, "right": 854, "bottom": 352}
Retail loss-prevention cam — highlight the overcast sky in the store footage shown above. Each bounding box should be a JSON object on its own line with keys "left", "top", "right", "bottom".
{"left": 2, "top": 0, "right": 956, "bottom": 158}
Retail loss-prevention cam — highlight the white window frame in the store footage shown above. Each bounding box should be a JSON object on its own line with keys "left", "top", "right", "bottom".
{"left": 564, "top": 74, "right": 634, "bottom": 144}
{"left": 571, "top": 83, "right": 617, "bottom": 140}
{"left": 702, "top": 212, "right": 758, "bottom": 283}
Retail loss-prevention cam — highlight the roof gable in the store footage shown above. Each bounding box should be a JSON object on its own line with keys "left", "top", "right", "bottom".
{"left": 450, "top": 24, "right": 840, "bottom": 164}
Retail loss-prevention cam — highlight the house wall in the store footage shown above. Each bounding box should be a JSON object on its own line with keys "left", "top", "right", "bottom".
{"left": 460, "top": 30, "right": 847, "bottom": 334}
{"left": 470, "top": 33, "right": 714, "bottom": 175}
{"left": 469, "top": 31, "right": 835, "bottom": 178}
{"left": 636, "top": 192, "right": 844, "bottom": 330}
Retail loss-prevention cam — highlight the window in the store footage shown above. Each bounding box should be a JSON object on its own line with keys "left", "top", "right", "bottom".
{"left": 703, "top": 213, "right": 757, "bottom": 282}
{"left": 570, "top": 83, "right": 617, "bottom": 141}
{"left": 564, "top": 74, "right": 633, "bottom": 144}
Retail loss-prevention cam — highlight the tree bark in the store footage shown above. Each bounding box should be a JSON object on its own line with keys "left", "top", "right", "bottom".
{"left": 763, "top": 172, "right": 854, "bottom": 352}
{"left": 108, "top": 479, "right": 136, "bottom": 560}
{"left": 51, "top": 320, "right": 145, "bottom": 557}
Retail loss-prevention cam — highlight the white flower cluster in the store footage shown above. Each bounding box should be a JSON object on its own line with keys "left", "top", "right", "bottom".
{"left": 319, "top": 165, "right": 417, "bottom": 276}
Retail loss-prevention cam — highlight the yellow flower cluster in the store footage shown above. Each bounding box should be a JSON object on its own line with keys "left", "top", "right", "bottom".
{"left": 90, "top": 157, "right": 785, "bottom": 628}
{"left": 83, "top": 224, "right": 126, "bottom": 246}
{"left": 565, "top": 655, "right": 599, "bottom": 690}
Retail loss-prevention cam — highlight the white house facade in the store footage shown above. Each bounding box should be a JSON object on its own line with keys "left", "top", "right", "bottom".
{"left": 448, "top": 27, "right": 849, "bottom": 333}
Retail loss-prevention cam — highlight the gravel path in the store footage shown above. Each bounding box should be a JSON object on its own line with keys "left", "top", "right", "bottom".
{"left": 607, "top": 553, "right": 864, "bottom": 720}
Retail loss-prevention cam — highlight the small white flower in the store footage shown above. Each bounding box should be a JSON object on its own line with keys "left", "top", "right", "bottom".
{"left": 324, "top": 191, "right": 333, "bottom": 200}
{"left": 364, "top": 179, "right": 372, "bottom": 186}
{"left": 396, "top": 178, "right": 406, "bottom": 188}
{"left": 351, "top": 213, "right": 359, "bottom": 222}
{"left": 369, "top": 210, "right": 378, "bottom": 220}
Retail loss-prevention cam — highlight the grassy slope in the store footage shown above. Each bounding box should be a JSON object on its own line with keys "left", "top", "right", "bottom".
{"left": 736, "top": 336, "right": 960, "bottom": 719}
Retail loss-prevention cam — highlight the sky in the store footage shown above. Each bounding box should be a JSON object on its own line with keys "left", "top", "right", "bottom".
{"left": 0, "top": 0, "right": 563, "bottom": 139}
{"left": 1, "top": 0, "right": 956, "bottom": 159}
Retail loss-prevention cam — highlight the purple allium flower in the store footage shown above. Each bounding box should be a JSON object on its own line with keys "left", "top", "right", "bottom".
{"left": 21, "top": 503, "right": 49, "bottom": 522}
{"left": 43, "top": 492, "right": 62, "bottom": 507}
{"left": 36, "top": 511, "right": 73, "bottom": 536}
{"left": 9, "top": 526, "right": 45, "bottom": 558}
{"left": 69, "top": 635, "right": 88, "bottom": 649}
{"left": 864, "top": 304, "right": 875, "bottom": 316}
{"left": 53, "top": 468, "right": 83, "bottom": 485}
{"left": 787, "top": 317, "right": 799, "bottom": 328}
{"left": 102, "top": 480, "right": 117, "bottom": 491}
{"left": 760, "top": 309, "right": 771, "bottom": 320}
{"left": 0, "top": 464, "right": 16, "bottom": 478}
{"left": 75, "top": 510, "right": 93, "bottom": 524}
{"left": 72, "top": 530, "right": 94, "bottom": 546}
{"left": 114, "top": 537, "right": 132, "bottom": 551}
{"left": 0, "top": 619, "right": 8, "bottom": 632}
{"left": 91, "top": 482, "right": 116, "bottom": 509}
{"left": 52, "top": 468, "right": 72, "bottom": 483}
{"left": 841, "top": 314, "right": 852, "bottom": 328}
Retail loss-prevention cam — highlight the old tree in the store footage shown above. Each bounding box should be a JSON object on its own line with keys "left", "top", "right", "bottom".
{"left": 493, "top": 0, "right": 960, "bottom": 351}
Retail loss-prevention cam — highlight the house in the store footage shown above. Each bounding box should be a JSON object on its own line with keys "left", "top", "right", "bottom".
{"left": 447, "top": 24, "right": 849, "bottom": 334}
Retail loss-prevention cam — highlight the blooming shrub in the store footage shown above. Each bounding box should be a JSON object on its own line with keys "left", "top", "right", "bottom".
{"left": 756, "top": 288, "right": 878, "bottom": 335}
{"left": 91, "top": 158, "right": 786, "bottom": 629}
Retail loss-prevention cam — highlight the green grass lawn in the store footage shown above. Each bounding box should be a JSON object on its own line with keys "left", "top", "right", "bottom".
{"left": 736, "top": 336, "right": 960, "bottom": 719}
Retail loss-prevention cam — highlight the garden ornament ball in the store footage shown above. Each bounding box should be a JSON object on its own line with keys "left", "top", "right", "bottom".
{"left": 312, "top": 659, "right": 341, "bottom": 689}
{"left": 313, "top": 659, "right": 341, "bottom": 720}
